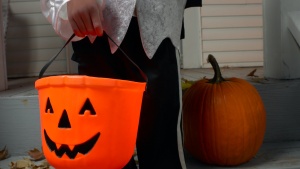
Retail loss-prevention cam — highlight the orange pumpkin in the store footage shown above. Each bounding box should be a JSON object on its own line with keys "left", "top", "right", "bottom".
{"left": 35, "top": 75, "right": 146, "bottom": 169}
{"left": 183, "top": 55, "right": 266, "bottom": 166}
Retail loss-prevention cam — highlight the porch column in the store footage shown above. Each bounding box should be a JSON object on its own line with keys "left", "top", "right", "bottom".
{"left": 181, "top": 7, "right": 202, "bottom": 69}
{"left": 0, "top": 0, "right": 8, "bottom": 91}
{"left": 263, "top": 0, "right": 300, "bottom": 79}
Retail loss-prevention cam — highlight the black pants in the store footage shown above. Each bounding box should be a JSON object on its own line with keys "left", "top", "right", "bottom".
{"left": 72, "top": 17, "right": 183, "bottom": 169}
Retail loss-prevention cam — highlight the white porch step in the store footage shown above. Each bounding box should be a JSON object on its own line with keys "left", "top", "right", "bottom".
{"left": 186, "top": 141, "right": 300, "bottom": 169}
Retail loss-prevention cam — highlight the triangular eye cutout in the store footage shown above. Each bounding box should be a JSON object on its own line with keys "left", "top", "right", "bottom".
{"left": 79, "top": 98, "right": 96, "bottom": 115}
{"left": 45, "top": 97, "right": 54, "bottom": 113}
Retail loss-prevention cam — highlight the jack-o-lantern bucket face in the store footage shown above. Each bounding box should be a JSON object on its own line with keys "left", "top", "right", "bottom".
{"left": 35, "top": 76, "right": 146, "bottom": 169}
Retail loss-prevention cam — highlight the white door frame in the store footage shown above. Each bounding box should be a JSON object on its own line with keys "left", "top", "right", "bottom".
{"left": 181, "top": 7, "right": 202, "bottom": 69}
{"left": 0, "top": 1, "right": 8, "bottom": 91}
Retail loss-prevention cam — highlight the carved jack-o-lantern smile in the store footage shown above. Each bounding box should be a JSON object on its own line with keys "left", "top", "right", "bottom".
{"left": 44, "top": 98, "right": 100, "bottom": 159}
{"left": 44, "top": 130, "right": 100, "bottom": 159}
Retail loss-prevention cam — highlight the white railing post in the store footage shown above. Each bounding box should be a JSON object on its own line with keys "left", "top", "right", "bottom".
{"left": 181, "top": 7, "right": 202, "bottom": 69}
{"left": 263, "top": 0, "right": 300, "bottom": 79}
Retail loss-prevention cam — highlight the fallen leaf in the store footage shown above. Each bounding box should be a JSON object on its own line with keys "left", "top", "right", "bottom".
{"left": 10, "top": 158, "right": 50, "bottom": 169}
{"left": 14, "top": 159, "right": 32, "bottom": 168}
{"left": 247, "top": 69, "right": 258, "bottom": 77}
{"left": 27, "top": 148, "right": 44, "bottom": 161}
{"left": 0, "top": 146, "right": 9, "bottom": 160}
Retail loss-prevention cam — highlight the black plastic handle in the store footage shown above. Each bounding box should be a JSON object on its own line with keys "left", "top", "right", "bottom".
{"left": 39, "top": 33, "right": 148, "bottom": 82}
{"left": 39, "top": 33, "right": 76, "bottom": 79}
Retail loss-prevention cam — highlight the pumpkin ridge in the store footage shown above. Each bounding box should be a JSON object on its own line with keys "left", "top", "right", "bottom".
{"left": 217, "top": 81, "right": 239, "bottom": 165}
{"left": 218, "top": 82, "right": 231, "bottom": 164}
{"left": 200, "top": 84, "right": 212, "bottom": 163}
{"left": 217, "top": 84, "right": 227, "bottom": 163}
{"left": 183, "top": 82, "right": 209, "bottom": 161}
{"left": 228, "top": 81, "right": 248, "bottom": 164}
{"left": 226, "top": 80, "right": 265, "bottom": 164}
{"left": 239, "top": 82, "right": 256, "bottom": 162}
{"left": 242, "top": 81, "right": 266, "bottom": 160}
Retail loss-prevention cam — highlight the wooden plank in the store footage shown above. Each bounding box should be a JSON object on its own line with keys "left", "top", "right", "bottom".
{"left": 6, "top": 60, "right": 67, "bottom": 77}
{"left": 202, "top": 51, "right": 263, "bottom": 63}
{"left": 5, "top": 0, "right": 71, "bottom": 78}
{"left": 9, "top": 1, "right": 41, "bottom": 14}
{"left": 6, "top": 37, "right": 65, "bottom": 51}
{"left": 198, "top": 0, "right": 263, "bottom": 68}
{"left": 202, "top": 39, "right": 263, "bottom": 52}
{"left": 6, "top": 25, "right": 57, "bottom": 38}
{"left": 6, "top": 48, "right": 67, "bottom": 62}
{"left": 8, "top": 13, "right": 49, "bottom": 26}
{"left": 203, "top": 0, "right": 262, "bottom": 5}
{"left": 0, "top": 1, "right": 8, "bottom": 91}
{"left": 201, "top": 4, "right": 262, "bottom": 16}
{"left": 202, "top": 28, "right": 263, "bottom": 40}
{"left": 202, "top": 16, "right": 263, "bottom": 28}
{"left": 2, "top": 141, "right": 300, "bottom": 168}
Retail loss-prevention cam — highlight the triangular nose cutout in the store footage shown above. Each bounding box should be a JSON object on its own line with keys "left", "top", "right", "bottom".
{"left": 58, "top": 110, "right": 71, "bottom": 128}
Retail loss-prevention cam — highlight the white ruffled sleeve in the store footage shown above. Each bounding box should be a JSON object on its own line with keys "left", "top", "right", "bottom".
{"left": 41, "top": 0, "right": 82, "bottom": 41}
{"left": 41, "top": 0, "right": 136, "bottom": 54}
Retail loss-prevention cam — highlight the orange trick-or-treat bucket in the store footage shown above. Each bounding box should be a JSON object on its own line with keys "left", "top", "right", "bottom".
{"left": 35, "top": 75, "right": 146, "bottom": 169}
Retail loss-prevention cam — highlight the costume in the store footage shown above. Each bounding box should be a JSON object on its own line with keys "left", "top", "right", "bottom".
{"left": 41, "top": 0, "right": 201, "bottom": 168}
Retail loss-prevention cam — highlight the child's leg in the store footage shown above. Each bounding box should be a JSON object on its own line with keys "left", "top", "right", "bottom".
{"left": 71, "top": 17, "right": 185, "bottom": 169}
{"left": 115, "top": 18, "right": 185, "bottom": 169}
{"left": 136, "top": 39, "right": 184, "bottom": 169}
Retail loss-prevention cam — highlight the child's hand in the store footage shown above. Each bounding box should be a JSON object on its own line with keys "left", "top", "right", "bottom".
{"left": 67, "top": 0, "right": 104, "bottom": 37}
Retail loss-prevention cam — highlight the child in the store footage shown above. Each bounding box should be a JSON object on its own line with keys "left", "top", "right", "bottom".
{"left": 41, "top": 0, "right": 201, "bottom": 168}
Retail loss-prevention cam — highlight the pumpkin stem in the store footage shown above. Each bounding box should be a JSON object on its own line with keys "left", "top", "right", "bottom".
{"left": 207, "top": 54, "right": 226, "bottom": 83}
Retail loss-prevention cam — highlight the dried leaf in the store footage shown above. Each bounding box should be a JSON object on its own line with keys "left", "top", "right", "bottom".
{"left": 10, "top": 158, "right": 50, "bottom": 169}
{"left": 27, "top": 148, "right": 44, "bottom": 161}
{"left": 10, "top": 159, "right": 33, "bottom": 169}
{"left": 0, "top": 146, "right": 9, "bottom": 160}
{"left": 247, "top": 69, "right": 258, "bottom": 77}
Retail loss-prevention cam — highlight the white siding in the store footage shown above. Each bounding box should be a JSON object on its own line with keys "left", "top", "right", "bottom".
{"left": 6, "top": 0, "right": 71, "bottom": 78}
{"left": 201, "top": 0, "right": 264, "bottom": 68}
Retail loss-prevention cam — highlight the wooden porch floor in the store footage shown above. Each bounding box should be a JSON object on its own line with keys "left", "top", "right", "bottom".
{"left": 1, "top": 140, "right": 300, "bottom": 169}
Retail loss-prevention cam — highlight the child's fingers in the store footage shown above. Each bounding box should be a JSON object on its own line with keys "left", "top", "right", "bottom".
{"left": 67, "top": 0, "right": 103, "bottom": 37}
{"left": 89, "top": 6, "right": 103, "bottom": 36}
{"left": 80, "top": 10, "right": 96, "bottom": 36}
{"left": 69, "top": 17, "right": 85, "bottom": 37}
